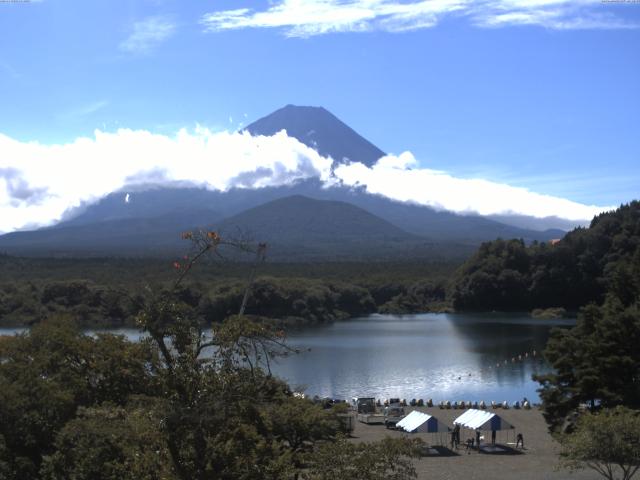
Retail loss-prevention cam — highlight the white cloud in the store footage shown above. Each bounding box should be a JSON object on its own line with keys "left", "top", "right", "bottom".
{"left": 0, "top": 128, "right": 612, "bottom": 234}
{"left": 120, "top": 16, "right": 176, "bottom": 54}
{"left": 0, "top": 128, "right": 333, "bottom": 233}
{"left": 334, "top": 152, "right": 611, "bottom": 221}
{"left": 200, "top": 0, "right": 638, "bottom": 36}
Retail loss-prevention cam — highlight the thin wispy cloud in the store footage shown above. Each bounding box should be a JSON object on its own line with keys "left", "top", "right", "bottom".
{"left": 473, "top": 1, "right": 640, "bottom": 29}
{"left": 200, "top": 1, "right": 466, "bottom": 37}
{"left": 58, "top": 100, "right": 109, "bottom": 121}
{"left": 0, "top": 62, "right": 21, "bottom": 80}
{"left": 120, "top": 16, "right": 176, "bottom": 54}
{"left": 0, "top": 128, "right": 611, "bottom": 233}
{"left": 200, "top": 0, "right": 638, "bottom": 37}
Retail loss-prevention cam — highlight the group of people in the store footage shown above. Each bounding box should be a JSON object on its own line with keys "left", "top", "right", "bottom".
{"left": 450, "top": 424, "right": 524, "bottom": 451}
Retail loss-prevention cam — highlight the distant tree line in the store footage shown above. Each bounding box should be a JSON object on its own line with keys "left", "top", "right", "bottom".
{"left": 0, "top": 268, "right": 452, "bottom": 329}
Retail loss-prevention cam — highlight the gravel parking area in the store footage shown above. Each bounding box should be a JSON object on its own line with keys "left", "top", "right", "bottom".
{"left": 350, "top": 407, "right": 601, "bottom": 480}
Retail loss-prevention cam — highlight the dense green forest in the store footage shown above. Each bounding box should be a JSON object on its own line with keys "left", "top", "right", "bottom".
{"left": 450, "top": 201, "right": 640, "bottom": 312}
{"left": 0, "top": 256, "right": 454, "bottom": 328}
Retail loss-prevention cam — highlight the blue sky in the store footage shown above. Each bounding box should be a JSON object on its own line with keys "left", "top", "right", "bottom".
{"left": 0, "top": 0, "right": 639, "bottom": 231}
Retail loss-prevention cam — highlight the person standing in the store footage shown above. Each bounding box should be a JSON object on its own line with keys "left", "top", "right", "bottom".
{"left": 516, "top": 433, "right": 524, "bottom": 449}
{"left": 465, "top": 438, "right": 473, "bottom": 454}
{"left": 491, "top": 429, "right": 496, "bottom": 445}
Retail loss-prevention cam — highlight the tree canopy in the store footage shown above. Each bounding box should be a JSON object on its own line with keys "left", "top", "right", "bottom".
{"left": 558, "top": 407, "right": 640, "bottom": 480}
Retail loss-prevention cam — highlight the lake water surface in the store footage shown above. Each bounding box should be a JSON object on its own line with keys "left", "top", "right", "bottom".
{"left": 272, "top": 313, "right": 574, "bottom": 403}
{"left": 0, "top": 313, "right": 573, "bottom": 403}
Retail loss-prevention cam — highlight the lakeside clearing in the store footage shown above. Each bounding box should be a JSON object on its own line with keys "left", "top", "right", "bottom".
{"left": 351, "top": 407, "right": 601, "bottom": 480}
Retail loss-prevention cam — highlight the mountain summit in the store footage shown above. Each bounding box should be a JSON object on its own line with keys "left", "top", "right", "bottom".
{"left": 244, "top": 105, "right": 385, "bottom": 167}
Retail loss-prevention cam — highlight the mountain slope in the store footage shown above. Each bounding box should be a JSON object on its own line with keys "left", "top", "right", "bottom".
{"left": 61, "top": 188, "right": 222, "bottom": 227}
{"left": 0, "top": 209, "right": 220, "bottom": 256}
{"left": 300, "top": 185, "right": 566, "bottom": 243}
{"left": 487, "top": 213, "right": 585, "bottom": 232}
{"left": 216, "top": 194, "right": 412, "bottom": 242}
{"left": 244, "top": 105, "right": 385, "bottom": 167}
{"left": 0, "top": 195, "right": 474, "bottom": 260}
{"left": 62, "top": 181, "right": 564, "bottom": 245}
{"left": 211, "top": 195, "right": 472, "bottom": 260}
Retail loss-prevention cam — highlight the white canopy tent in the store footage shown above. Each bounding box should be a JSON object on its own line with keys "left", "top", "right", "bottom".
{"left": 453, "top": 409, "right": 514, "bottom": 431}
{"left": 397, "top": 410, "right": 450, "bottom": 433}
{"left": 453, "top": 409, "right": 516, "bottom": 451}
{"left": 396, "top": 410, "right": 450, "bottom": 447}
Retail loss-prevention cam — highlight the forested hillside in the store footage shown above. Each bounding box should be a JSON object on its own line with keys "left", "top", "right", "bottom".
{"left": 450, "top": 201, "right": 640, "bottom": 311}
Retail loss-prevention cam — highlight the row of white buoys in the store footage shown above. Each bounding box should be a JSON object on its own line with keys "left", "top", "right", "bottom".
{"left": 443, "top": 350, "right": 542, "bottom": 393}
{"left": 491, "top": 350, "right": 538, "bottom": 370}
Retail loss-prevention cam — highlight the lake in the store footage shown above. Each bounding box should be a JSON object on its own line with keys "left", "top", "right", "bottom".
{"left": 0, "top": 313, "right": 573, "bottom": 403}
{"left": 272, "top": 313, "right": 574, "bottom": 403}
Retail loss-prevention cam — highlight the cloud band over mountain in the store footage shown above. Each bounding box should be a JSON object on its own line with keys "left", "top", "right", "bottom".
{"left": 0, "top": 128, "right": 611, "bottom": 234}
